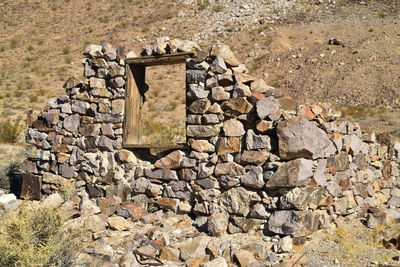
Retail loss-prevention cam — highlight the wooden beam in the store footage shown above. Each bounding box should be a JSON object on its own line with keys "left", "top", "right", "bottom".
{"left": 123, "top": 64, "right": 144, "bottom": 146}
{"left": 125, "top": 52, "right": 193, "bottom": 66}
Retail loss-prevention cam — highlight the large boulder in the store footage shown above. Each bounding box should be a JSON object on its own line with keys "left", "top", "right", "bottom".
{"left": 277, "top": 117, "right": 336, "bottom": 160}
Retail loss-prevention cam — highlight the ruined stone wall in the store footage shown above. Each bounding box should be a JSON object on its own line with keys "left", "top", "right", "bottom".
{"left": 21, "top": 38, "right": 400, "bottom": 237}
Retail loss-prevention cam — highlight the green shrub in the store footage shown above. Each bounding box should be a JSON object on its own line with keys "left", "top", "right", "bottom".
{"left": 0, "top": 201, "right": 86, "bottom": 267}
{"left": 141, "top": 120, "right": 185, "bottom": 146}
{"left": 0, "top": 116, "right": 24, "bottom": 143}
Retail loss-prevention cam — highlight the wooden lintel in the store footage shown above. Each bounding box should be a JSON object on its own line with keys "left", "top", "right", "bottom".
{"left": 125, "top": 52, "right": 193, "bottom": 66}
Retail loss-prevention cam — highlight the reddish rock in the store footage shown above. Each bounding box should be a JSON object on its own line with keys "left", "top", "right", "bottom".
{"left": 216, "top": 137, "right": 241, "bottom": 155}
{"left": 120, "top": 202, "right": 147, "bottom": 220}
{"left": 20, "top": 174, "right": 42, "bottom": 200}
{"left": 235, "top": 150, "right": 269, "bottom": 165}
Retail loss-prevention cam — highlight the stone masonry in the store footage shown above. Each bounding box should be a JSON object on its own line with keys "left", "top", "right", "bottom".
{"left": 21, "top": 37, "right": 400, "bottom": 238}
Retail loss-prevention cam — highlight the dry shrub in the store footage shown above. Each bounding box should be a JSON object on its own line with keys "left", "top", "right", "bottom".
{"left": 0, "top": 116, "right": 24, "bottom": 143}
{"left": 0, "top": 201, "right": 86, "bottom": 267}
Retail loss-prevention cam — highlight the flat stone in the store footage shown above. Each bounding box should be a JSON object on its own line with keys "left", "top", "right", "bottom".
{"left": 107, "top": 215, "right": 131, "bottom": 231}
{"left": 89, "top": 77, "right": 106, "bottom": 88}
{"left": 187, "top": 84, "right": 209, "bottom": 100}
{"left": 187, "top": 70, "right": 206, "bottom": 84}
{"left": 235, "top": 150, "right": 269, "bottom": 165}
{"left": 267, "top": 210, "right": 320, "bottom": 237}
{"left": 223, "top": 119, "right": 245, "bottom": 137}
{"left": 265, "top": 158, "right": 313, "bottom": 189}
{"left": 277, "top": 117, "right": 336, "bottom": 160}
{"left": 144, "top": 168, "right": 179, "bottom": 181}
{"left": 84, "top": 44, "right": 103, "bottom": 57}
{"left": 187, "top": 125, "right": 221, "bottom": 138}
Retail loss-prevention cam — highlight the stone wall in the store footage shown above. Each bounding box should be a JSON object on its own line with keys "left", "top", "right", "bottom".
{"left": 21, "top": 37, "right": 400, "bottom": 237}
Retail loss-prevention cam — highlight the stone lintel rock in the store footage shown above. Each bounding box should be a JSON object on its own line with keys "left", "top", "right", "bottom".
{"left": 265, "top": 158, "right": 313, "bottom": 189}
{"left": 280, "top": 186, "right": 325, "bottom": 210}
{"left": 154, "top": 150, "right": 184, "bottom": 169}
{"left": 277, "top": 117, "right": 336, "bottom": 160}
{"left": 144, "top": 168, "right": 178, "bottom": 181}
{"left": 267, "top": 210, "right": 320, "bottom": 237}
{"left": 219, "top": 187, "right": 260, "bottom": 215}
{"left": 223, "top": 119, "right": 245, "bottom": 137}
{"left": 187, "top": 124, "right": 221, "bottom": 138}
{"left": 209, "top": 43, "right": 239, "bottom": 67}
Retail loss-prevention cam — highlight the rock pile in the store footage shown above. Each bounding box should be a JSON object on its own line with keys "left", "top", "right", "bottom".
{"left": 19, "top": 38, "right": 400, "bottom": 265}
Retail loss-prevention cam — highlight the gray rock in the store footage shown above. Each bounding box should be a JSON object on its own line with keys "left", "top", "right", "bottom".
{"left": 131, "top": 177, "right": 150, "bottom": 193}
{"left": 110, "top": 77, "right": 125, "bottom": 88}
{"left": 210, "top": 55, "right": 227, "bottom": 74}
{"left": 84, "top": 62, "right": 96, "bottom": 77}
{"left": 188, "top": 99, "right": 211, "bottom": 114}
{"left": 246, "top": 129, "right": 271, "bottom": 150}
{"left": 198, "top": 162, "right": 215, "bottom": 179}
{"left": 256, "top": 96, "right": 280, "bottom": 120}
{"left": 280, "top": 186, "right": 324, "bottom": 210}
{"left": 240, "top": 166, "right": 265, "bottom": 189}
{"left": 187, "top": 124, "right": 221, "bottom": 137}
{"left": 388, "top": 196, "right": 400, "bottom": 208}
{"left": 63, "top": 114, "right": 80, "bottom": 133}
{"left": 59, "top": 163, "right": 76, "bottom": 178}
{"left": 220, "top": 187, "right": 259, "bottom": 215}
{"left": 98, "top": 136, "right": 114, "bottom": 152}
{"left": 186, "top": 70, "right": 206, "bottom": 84}
{"left": 202, "top": 114, "right": 220, "bottom": 124}
{"left": 187, "top": 84, "right": 209, "bottom": 100}
{"left": 248, "top": 203, "right": 270, "bottom": 219}
{"left": 267, "top": 210, "right": 320, "bottom": 237}
{"left": 265, "top": 158, "right": 313, "bottom": 189}
{"left": 277, "top": 117, "right": 336, "bottom": 160}
{"left": 144, "top": 168, "right": 178, "bottom": 181}
{"left": 72, "top": 100, "right": 90, "bottom": 115}
{"left": 94, "top": 113, "right": 123, "bottom": 123}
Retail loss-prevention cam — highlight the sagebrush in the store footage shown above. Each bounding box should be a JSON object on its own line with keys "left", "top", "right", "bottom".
{"left": 0, "top": 116, "right": 24, "bottom": 143}
{"left": 0, "top": 201, "right": 87, "bottom": 267}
